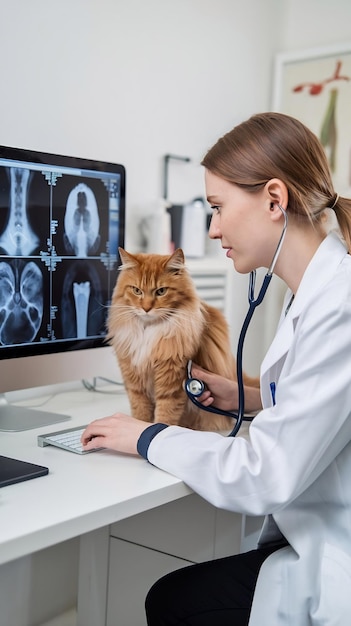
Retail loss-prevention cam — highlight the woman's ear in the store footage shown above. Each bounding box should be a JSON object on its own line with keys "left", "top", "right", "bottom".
{"left": 265, "top": 179, "right": 288, "bottom": 220}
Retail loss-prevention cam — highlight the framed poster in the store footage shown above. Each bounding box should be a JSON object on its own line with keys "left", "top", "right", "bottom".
{"left": 272, "top": 42, "right": 351, "bottom": 195}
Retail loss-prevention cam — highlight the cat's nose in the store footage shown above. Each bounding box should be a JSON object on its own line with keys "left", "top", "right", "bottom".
{"left": 142, "top": 302, "right": 153, "bottom": 312}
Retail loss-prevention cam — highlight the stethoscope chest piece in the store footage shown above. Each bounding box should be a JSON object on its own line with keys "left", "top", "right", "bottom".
{"left": 185, "top": 377, "right": 206, "bottom": 397}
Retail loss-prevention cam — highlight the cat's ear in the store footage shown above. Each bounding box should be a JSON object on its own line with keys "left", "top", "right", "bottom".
{"left": 118, "top": 247, "right": 139, "bottom": 270}
{"left": 166, "top": 248, "right": 185, "bottom": 272}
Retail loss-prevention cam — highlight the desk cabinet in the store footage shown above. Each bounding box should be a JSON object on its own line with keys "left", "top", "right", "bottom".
{"left": 105, "top": 493, "right": 243, "bottom": 626}
{"left": 106, "top": 539, "right": 189, "bottom": 626}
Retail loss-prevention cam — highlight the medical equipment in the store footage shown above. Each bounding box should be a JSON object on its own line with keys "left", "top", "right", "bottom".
{"left": 185, "top": 204, "right": 288, "bottom": 437}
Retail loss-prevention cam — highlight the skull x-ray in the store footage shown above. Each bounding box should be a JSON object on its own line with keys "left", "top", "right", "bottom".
{"left": 63, "top": 183, "right": 101, "bottom": 257}
{"left": 0, "top": 155, "right": 122, "bottom": 349}
{"left": 0, "top": 260, "right": 43, "bottom": 344}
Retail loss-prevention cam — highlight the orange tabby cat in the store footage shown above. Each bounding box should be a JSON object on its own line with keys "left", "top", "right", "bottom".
{"left": 107, "top": 248, "right": 259, "bottom": 431}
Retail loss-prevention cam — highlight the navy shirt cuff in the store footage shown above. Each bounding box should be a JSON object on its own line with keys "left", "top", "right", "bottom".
{"left": 137, "top": 423, "right": 169, "bottom": 460}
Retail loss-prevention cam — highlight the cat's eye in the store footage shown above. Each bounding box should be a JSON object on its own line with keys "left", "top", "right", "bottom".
{"left": 132, "top": 286, "right": 143, "bottom": 296}
{"left": 155, "top": 287, "right": 167, "bottom": 296}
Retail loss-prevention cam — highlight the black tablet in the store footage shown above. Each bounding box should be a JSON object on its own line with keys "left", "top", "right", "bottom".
{"left": 0, "top": 455, "right": 49, "bottom": 487}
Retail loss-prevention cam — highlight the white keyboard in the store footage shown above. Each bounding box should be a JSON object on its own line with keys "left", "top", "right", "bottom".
{"left": 37, "top": 426, "right": 103, "bottom": 455}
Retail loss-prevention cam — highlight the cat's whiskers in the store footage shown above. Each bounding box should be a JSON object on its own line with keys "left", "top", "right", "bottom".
{"left": 157, "top": 307, "right": 201, "bottom": 329}
{"left": 108, "top": 304, "right": 139, "bottom": 320}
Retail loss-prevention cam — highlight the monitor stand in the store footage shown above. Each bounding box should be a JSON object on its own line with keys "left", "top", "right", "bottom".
{"left": 0, "top": 394, "right": 71, "bottom": 432}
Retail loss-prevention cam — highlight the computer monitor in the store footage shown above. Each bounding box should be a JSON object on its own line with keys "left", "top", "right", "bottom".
{"left": 0, "top": 145, "right": 125, "bottom": 431}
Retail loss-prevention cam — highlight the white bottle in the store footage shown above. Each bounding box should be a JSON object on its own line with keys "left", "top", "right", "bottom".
{"left": 146, "top": 199, "right": 172, "bottom": 254}
{"left": 180, "top": 197, "right": 206, "bottom": 257}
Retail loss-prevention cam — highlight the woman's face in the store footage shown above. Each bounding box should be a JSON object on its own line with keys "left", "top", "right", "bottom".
{"left": 205, "top": 169, "right": 275, "bottom": 274}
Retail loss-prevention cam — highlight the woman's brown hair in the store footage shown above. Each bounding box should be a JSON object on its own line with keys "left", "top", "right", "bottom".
{"left": 202, "top": 112, "right": 351, "bottom": 251}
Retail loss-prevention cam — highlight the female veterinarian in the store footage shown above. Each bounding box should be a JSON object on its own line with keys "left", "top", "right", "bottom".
{"left": 82, "top": 112, "right": 351, "bottom": 625}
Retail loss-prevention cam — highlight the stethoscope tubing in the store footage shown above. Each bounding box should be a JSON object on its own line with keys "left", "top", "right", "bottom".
{"left": 233, "top": 272, "right": 272, "bottom": 435}
{"left": 186, "top": 273, "right": 272, "bottom": 436}
{"left": 185, "top": 204, "right": 288, "bottom": 437}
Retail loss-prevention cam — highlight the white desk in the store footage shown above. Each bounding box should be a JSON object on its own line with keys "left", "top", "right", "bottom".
{"left": 0, "top": 386, "right": 192, "bottom": 566}
{"left": 0, "top": 384, "right": 259, "bottom": 626}
{"left": 0, "top": 384, "right": 193, "bottom": 625}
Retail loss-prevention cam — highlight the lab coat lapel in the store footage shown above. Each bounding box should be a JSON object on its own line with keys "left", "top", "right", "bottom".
{"left": 260, "top": 232, "right": 347, "bottom": 402}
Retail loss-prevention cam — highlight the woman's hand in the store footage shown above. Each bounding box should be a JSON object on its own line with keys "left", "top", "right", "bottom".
{"left": 190, "top": 364, "right": 238, "bottom": 410}
{"left": 81, "top": 413, "right": 151, "bottom": 455}
{"left": 190, "top": 364, "right": 262, "bottom": 413}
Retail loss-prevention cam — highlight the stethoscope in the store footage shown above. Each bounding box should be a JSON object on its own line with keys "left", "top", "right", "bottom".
{"left": 185, "top": 204, "right": 288, "bottom": 437}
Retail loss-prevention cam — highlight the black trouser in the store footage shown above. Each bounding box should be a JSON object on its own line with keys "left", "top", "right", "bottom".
{"left": 145, "top": 545, "right": 282, "bottom": 625}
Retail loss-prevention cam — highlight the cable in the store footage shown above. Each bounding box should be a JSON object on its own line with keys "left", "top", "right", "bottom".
{"left": 81, "top": 376, "right": 125, "bottom": 394}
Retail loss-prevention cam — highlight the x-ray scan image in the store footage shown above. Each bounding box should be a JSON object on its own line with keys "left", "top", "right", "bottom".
{"left": 0, "top": 168, "right": 39, "bottom": 257}
{"left": 0, "top": 260, "right": 43, "bottom": 345}
{"left": 63, "top": 183, "right": 101, "bottom": 257}
{"left": 0, "top": 146, "right": 123, "bottom": 355}
{"left": 58, "top": 260, "right": 105, "bottom": 340}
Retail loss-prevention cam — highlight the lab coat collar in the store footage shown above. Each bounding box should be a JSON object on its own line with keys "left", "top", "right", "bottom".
{"left": 260, "top": 231, "right": 347, "bottom": 382}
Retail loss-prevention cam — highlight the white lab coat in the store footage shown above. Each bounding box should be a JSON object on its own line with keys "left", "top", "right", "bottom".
{"left": 148, "top": 232, "right": 351, "bottom": 625}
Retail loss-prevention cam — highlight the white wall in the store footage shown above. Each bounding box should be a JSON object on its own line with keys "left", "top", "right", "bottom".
{"left": 261, "top": 0, "right": 351, "bottom": 349}
{"left": 283, "top": 0, "right": 351, "bottom": 51}
{"left": 0, "top": 0, "right": 282, "bottom": 250}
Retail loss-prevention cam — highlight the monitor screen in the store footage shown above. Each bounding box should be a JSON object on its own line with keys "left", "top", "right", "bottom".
{"left": 0, "top": 145, "right": 125, "bottom": 430}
